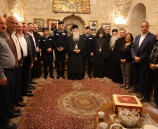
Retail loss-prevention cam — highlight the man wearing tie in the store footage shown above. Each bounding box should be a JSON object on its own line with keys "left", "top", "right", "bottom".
{"left": 130, "top": 21, "right": 156, "bottom": 98}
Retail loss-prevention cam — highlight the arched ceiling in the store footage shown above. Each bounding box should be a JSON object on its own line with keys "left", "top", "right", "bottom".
{"left": 7, "top": 0, "right": 18, "bottom": 10}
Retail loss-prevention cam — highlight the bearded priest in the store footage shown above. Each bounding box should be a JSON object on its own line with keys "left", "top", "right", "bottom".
{"left": 67, "top": 25, "right": 85, "bottom": 80}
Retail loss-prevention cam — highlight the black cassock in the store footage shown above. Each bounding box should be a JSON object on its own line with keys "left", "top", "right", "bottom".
{"left": 67, "top": 35, "right": 85, "bottom": 80}
{"left": 111, "top": 38, "right": 125, "bottom": 83}
{"left": 93, "top": 37, "right": 109, "bottom": 78}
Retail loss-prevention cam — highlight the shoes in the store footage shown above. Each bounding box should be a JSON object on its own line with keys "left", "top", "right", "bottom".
{"left": 22, "top": 93, "right": 34, "bottom": 97}
{"left": 31, "top": 81, "right": 37, "bottom": 84}
{"left": 141, "top": 98, "right": 150, "bottom": 103}
{"left": 50, "top": 75, "right": 54, "bottom": 79}
{"left": 56, "top": 76, "right": 60, "bottom": 79}
{"left": 10, "top": 112, "right": 21, "bottom": 118}
{"left": 120, "top": 85, "right": 126, "bottom": 88}
{"left": 13, "top": 107, "right": 21, "bottom": 113}
{"left": 29, "top": 85, "right": 36, "bottom": 90}
{"left": 16, "top": 102, "right": 26, "bottom": 107}
{"left": 128, "top": 89, "right": 137, "bottom": 93}
{"left": 136, "top": 93, "right": 143, "bottom": 98}
{"left": 19, "top": 96, "right": 24, "bottom": 102}
{"left": 88, "top": 75, "right": 92, "bottom": 78}
{"left": 1, "top": 122, "right": 18, "bottom": 129}
{"left": 27, "top": 90, "right": 32, "bottom": 93}
{"left": 44, "top": 75, "right": 47, "bottom": 79}
{"left": 61, "top": 76, "right": 66, "bottom": 79}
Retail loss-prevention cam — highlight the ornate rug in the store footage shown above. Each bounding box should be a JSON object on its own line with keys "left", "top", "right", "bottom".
{"left": 18, "top": 77, "right": 128, "bottom": 129}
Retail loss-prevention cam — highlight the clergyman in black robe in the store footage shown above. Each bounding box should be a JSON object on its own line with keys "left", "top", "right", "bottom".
{"left": 93, "top": 27, "right": 109, "bottom": 78}
{"left": 111, "top": 29, "right": 126, "bottom": 84}
{"left": 67, "top": 25, "right": 85, "bottom": 80}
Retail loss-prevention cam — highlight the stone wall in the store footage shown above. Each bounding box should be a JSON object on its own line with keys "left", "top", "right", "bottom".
{"left": 1, "top": 0, "right": 158, "bottom": 36}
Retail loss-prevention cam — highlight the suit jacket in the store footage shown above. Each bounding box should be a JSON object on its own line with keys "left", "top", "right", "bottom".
{"left": 28, "top": 34, "right": 37, "bottom": 59}
{"left": 131, "top": 32, "right": 156, "bottom": 62}
{"left": 23, "top": 34, "right": 33, "bottom": 64}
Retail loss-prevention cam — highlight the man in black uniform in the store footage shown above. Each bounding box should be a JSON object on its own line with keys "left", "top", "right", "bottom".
{"left": 39, "top": 27, "right": 54, "bottom": 79}
{"left": 82, "top": 26, "right": 95, "bottom": 78}
{"left": 53, "top": 21, "right": 68, "bottom": 79}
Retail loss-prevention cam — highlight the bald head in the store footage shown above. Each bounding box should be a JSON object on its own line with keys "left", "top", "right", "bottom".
{"left": 0, "top": 16, "right": 7, "bottom": 33}
{"left": 6, "top": 16, "right": 18, "bottom": 31}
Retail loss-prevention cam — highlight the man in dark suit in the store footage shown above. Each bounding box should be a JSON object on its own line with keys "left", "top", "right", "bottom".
{"left": 129, "top": 21, "right": 156, "bottom": 98}
{"left": 141, "top": 41, "right": 158, "bottom": 108}
{"left": 82, "top": 26, "right": 95, "bottom": 78}
{"left": 53, "top": 21, "right": 68, "bottom": 79}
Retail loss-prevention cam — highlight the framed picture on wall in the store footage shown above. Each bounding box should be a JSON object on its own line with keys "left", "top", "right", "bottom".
{"left": 101, "top": 23, "right": 110, "bottom": 29}
{"left": 47, "top": 19, "right": 60, "bottom": 32}
{"left": 89, "top": 20, "right": 98, "bottom": 33}
{"left": 34, "top": 18, "right": 44, "bottom": 32}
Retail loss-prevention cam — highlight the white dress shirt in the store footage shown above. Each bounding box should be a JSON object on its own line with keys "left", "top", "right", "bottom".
{"left": 17, "top": 34, "right": 28, "bottom": 57}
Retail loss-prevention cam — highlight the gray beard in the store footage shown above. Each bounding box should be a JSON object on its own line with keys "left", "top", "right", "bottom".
{"left": 109, "top": 36, "right": 118, "bottom": 48}
{"left": 73, "top": 32, "right": 80, "bottom": 42}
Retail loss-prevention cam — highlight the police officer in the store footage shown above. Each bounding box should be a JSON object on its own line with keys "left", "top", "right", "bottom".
{"left": 39, "top": 27, "right": 54, "bottom": 79}
{"left": 82, "top": 26, "right": 95, "bottom": 78}
{"left": 53, "top": 21, "right": 68, "bottom": 79}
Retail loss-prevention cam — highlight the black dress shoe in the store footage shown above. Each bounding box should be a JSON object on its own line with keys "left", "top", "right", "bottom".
{"left": 1, "top": 122, "right": 18, "bottom": 129}
{"left": 22, "top": 93, "right": 34, "bottom": 97}
{"left": 31, "top": 81, "right": 37, "bottom": 84}
{"left": 19, "top": 96, "right": 24, "bottom": 102}
{"left": 27, "top": 90, "right": 32, "bottom": 93}
{"left": 141, "top": 98, "right": 150, "bottom": 103}
{"left": 56, "top": 76, "right": 60, "bottom": 79}
{"left": 50, "top": 75, "right": 54, "bottom": 79}
{"left": 44, "top": 75, "right": 47, "bottom": 79}
{"left": 10, "top": 112, "right": 21, "bottom": 118}
{"left": 88, "top": 75, "right": 92, "bottom": 78}
{"left": 120, "top": 85, "right": 126, "bottom": 88}
{"left": 61, "top": 76, "right": 66, "bottom": 79}
{"left": 29, "top": 85, "right": 36, "bottom": 90}
{"left": 16, "top": 102, "right": 26, "bottom": 107}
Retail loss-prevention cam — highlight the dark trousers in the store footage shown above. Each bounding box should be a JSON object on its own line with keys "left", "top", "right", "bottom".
{"left": 0, "top": 68, "right": 15, "bottom": 127}
{"left": 132, "top": 62, "right": 148, "bottom": 94}
{"left": 85, "top": 55, "right": 93, "bottom": 76}
{"left": 14, "top": 67, "right": 21, "bottom": 104}
{"left": 21, "top": 56, "right": 31, "bottom": 94}
{"left": 43, "top": 55, "right": 53, "bottom": 76}
{"left": 144, "top": 68, "right": 158, "bottom": 104}
{"left": 32, "top": 52, "right": 41, "bottom": 78}
{"left": 55, "top": 51, "right": 66, "bottom": 76}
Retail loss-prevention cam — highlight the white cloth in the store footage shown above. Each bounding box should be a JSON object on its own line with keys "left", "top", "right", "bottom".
{"left": 11, "top": 33, "right": 22, "bottom": 60}
{"left": 29, "top": 32, "right": 36, "bottom": 47}
{"left": 139, "top": 33, "right": 148, "bottom": 47}
{"left": 17, "top": 34, "right": 28, "bottom": 57}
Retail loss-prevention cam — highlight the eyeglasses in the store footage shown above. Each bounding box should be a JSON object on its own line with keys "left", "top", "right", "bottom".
{"left": 9, "top": 21, "right": 18, "bottom": 25}
{"left": 141, "top": 26, "right": 148, "bottom": 28}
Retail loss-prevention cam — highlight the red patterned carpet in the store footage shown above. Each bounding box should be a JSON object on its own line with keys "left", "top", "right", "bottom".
{"left": 18, "top": 77, "right": 128, "bottom": 129}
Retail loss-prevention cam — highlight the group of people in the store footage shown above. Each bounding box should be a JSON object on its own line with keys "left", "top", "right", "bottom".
{"left": 39, "top": 20, "right": 158, "bottom": 111}
{"left": 0, "top": 15, "right": 42, "bottom": 129}
{"left": 0, "top": 14, "right": 158, "bottom": 129}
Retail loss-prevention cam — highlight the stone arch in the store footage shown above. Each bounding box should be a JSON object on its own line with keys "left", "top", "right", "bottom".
{"left": 128, "top": 3, "right": 146, "bottom": 37}
{"left": 62, "top": 14, "right": 86, "bottom": 36}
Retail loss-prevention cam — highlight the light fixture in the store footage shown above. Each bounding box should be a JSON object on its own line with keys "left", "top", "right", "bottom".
{"left": 13, "top": 13, "right": 24, "bottom": 22}
{"left": 115, "top": 16, "right": 127, "bottom": 24}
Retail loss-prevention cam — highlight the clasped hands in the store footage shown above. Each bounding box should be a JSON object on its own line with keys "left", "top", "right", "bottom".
{"left": 57, "top": 47, "right": 64, "bottom": 51}
{"left": 73, "top": 49, "right": 80, "bottom": 53}
{"left": 47, "top": 48, "right": 52, "bottom": 53}
{"left": 134, "top": 56, "right": 140, "bottom": 63}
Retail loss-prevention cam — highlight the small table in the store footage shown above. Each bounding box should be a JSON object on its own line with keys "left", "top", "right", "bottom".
{"left": 94, "top": 102, "right": 158, "bottom": 129}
